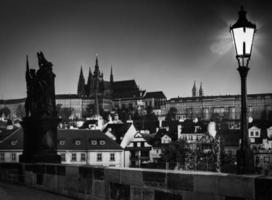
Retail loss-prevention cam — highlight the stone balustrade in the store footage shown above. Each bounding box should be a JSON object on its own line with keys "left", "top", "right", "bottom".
{"left": 0, "top": 163, "right": 271, "bottom": 200}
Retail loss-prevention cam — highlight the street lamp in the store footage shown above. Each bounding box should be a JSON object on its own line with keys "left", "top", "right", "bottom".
{"left": 230, "top": 6, "right": 256, "bottom": 174}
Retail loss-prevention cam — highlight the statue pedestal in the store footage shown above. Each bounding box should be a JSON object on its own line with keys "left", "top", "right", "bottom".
{"left": 19, "top": 117, "right": 61, "bottom": 163}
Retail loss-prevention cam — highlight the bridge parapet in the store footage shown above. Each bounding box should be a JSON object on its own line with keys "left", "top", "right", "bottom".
{"left": 0, "top": 163, "right": 271, "bottom": 200}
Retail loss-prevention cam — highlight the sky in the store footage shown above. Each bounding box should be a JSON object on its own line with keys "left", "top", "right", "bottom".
{"left": 0, "top": 0, "right": 271, "bottom": 99}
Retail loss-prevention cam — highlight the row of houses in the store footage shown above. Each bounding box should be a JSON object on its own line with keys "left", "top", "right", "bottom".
{"left": 0, "top": 118, "right": 272, "bottom": 171}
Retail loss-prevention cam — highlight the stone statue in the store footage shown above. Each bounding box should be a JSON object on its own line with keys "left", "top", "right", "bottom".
{"left": 25, "top": 51, "right": 57, "bottom": 118}
{"left": 21, "top": 51, "right": 60, "bottom": 163}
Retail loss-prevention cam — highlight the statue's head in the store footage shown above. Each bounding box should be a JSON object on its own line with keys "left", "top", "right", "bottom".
{"left": 37, "top": 51, "right": 53, "bottom": 69}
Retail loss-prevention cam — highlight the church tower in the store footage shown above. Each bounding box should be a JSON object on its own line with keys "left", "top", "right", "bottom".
{"left": 199, "top": 81, "right": 204, "bottom": 97}
{"left": 94, "top": 55, "right": 100, "bottom": 76}
{"left": 77, "top": 66, "right": 86, "bottom": 97}
{"left": 192, "top": 81, "right": 197, "bottom": 97}
{"left": 86, "top": 67, "right": 93, "bottom": 96}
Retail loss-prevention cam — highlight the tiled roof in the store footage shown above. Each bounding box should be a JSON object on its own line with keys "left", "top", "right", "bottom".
{"left": 0, "top": 128, "right": 122, "bottom": 151}
{"left": 144, "top": 91, "right": 166, "bottom": 99}
{"left": 58, "top": 129, "right": 122, "bottom": 150}
{"left": 103, "top": 123, "right": 131, "bottom": 144}
{"left": 113, "top": 80, "right": 138, "bottom": 90}
{"left": 0, "top": 128, "right": 23, "bottom": 149}
{"left": 112, "top": 80, "right": 141, "bottom": 99}
{"left": 0, "top": 127, "right": 22, "bottom": 141}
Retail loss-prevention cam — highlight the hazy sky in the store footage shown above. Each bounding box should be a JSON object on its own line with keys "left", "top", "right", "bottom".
{"left": 0, "top": 0, "right": 271, "bottom": 99}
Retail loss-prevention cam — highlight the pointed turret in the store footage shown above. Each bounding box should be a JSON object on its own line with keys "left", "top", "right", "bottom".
{"left": 192, "top": 81, "right": 197, "bottom": 97}
{"left": 94, "top": 54, "right": 100, "bottom": 76}
{"left": 77, "top": 66, "right": 86, "bottom": 97}
{"left": 110, "top": 65, "right": 114, "bottom": 84}
{"left": 86, "top": 67, "right": 93, "bottom": 96}
{"left": 199, "top": 81, "right": 204, "bottom": 97}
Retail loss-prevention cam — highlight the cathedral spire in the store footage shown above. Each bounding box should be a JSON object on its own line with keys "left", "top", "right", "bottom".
{"left": 94, "top": 54, "right": 100, "bottom": 76}
{"left": 77, "top": 66, "right": 86, "bottom": 97}
{"left": 199, "top": 81, "right": 204, "bottom": 97}
{"left": 86, "top": 67, "right": 93, "bottom": 96}
{"left": 192, "top": 81, "right": 197, "bottom": 97}
{"left": 95, "top": 54, "right": 99, "bottom": 67}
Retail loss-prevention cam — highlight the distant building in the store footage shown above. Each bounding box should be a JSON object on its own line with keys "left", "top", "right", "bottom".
{"left": 163, "top": 93, "right": 272, "bottom": 121}
{"left": 178, "top": 120, "right": 207, "bottom": 143}
{"left": 125, "top": 132, "right": 152, "bottom": 167}
{"left": 143, "top": 91, "right": 167, "bottom": 110}
{"left": 1, "top": 56, "right": 167, "bottom": 119}
{"left": 0, "top": 127, "right": 124, "bottom": 167}
{"left": 57, "top": 129, "right": 123, "bottom": 167}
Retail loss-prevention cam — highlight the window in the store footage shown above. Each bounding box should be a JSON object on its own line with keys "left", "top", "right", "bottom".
{"left": 99, "top": 140, "right": 106, "bottom": 145}
{"left": 81, "top": 153, "right": 86, "bottom": 161}
{"left": 75, "top": 140, "right": 81, "bottom": 145}
{"left": 110, "top": 153, "right": 115, "bottom": 161}
{"left": 91, "top": 140, "right": 97, "bottom": 145}
{"left": 0, "top": 153, "right": 4, "bottom": 161}
{"left": 97, "top": 153, "right": 102, "bottom": 162}
{"left": 250, "top": 131, "right": 254, "bottom": 137}
{"left": 59, "top": 140, "right": 65, "bottom": 145}
{"left": 255, "top": 131, "right": 260, "bottom": 137}
{"left": 71, "top": 153, "right": 77, "bottom": 162}
{"left": 141, "top": 142, "right": 145, "bottom": 147}
{"left": 11, "top": 153, "right": 16, "bottom": 161}
{"left": 60, "top": 153, "right": 66, "bottom": 162}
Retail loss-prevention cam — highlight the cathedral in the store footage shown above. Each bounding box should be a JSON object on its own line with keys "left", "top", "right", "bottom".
{"left": 77, "top": 56, "right": 112, "bottom": 99}
{"left": 75, "top": 55, "right": 145, "bottom": 115}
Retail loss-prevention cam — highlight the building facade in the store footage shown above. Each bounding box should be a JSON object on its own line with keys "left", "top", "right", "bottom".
{"left": 0, "top": 127, "right": 124, "bottom": 167}
{"left": 162, "top": 93, "right": 272, "bottom": 121}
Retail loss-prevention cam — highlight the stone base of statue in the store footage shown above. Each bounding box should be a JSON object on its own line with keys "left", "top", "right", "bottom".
{"left": 19, "top": 116, "right": 61, "bottom": 163}
{"left": 236, "top": 148, "right": 254, "bottom": 174}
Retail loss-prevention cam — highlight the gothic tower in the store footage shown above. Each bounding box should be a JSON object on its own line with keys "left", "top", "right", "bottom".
{"left": 77, "top": 66, "right": 86, "bottom": 97}
{"left": 86, "top": 67, "right": 93, "bottom": 96}
{"left": 94, "top": 55, "right": 100, "bottom": 76}
{"left": 192, "top": 81, "right": 197, "bottom": 97}
{"left": 199, "top": 81, "right": 204, "bottom": 97}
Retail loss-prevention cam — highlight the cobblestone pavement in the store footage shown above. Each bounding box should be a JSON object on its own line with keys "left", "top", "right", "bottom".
{"left": 0, "top": 182, "right": 76, "bottom": 200}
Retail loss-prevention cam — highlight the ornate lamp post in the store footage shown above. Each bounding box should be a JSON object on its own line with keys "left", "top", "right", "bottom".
{"left": 230, "top": 6, "right": 256, "bottom": 174}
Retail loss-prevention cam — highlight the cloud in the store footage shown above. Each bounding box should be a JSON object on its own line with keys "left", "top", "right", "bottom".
{"left": 210, "top": 39, "right": 233, "bottom": 55}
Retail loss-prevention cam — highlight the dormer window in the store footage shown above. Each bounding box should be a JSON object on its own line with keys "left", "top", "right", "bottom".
{"left": 75, "top": 140, "right": 81, "bottom": 145}
{"left": 59, "top": 140, "right": 65, "bottom": 145}
{"left": 91, "top": 140, "right": 97, "bottom": 145}
{"left": 255, "top": 131, "right": 260, "bottom": 137}
{"left": 99, "top": 140, "right": 106, "bottom": 145}
{"left": 10, "top": 140, "right": 18, "bottom": 146}
{"left": 248, "top": 126, "right": 261, "bottom": 138}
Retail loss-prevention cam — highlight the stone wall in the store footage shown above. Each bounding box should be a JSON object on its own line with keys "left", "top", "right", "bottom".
{"left": 0, "top": 162, "right": 271, "bottom": 200}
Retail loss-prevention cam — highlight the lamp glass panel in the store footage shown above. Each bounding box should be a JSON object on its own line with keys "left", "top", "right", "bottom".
{"left": 232, "top": 27, "right": 255, "bottom": 56}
